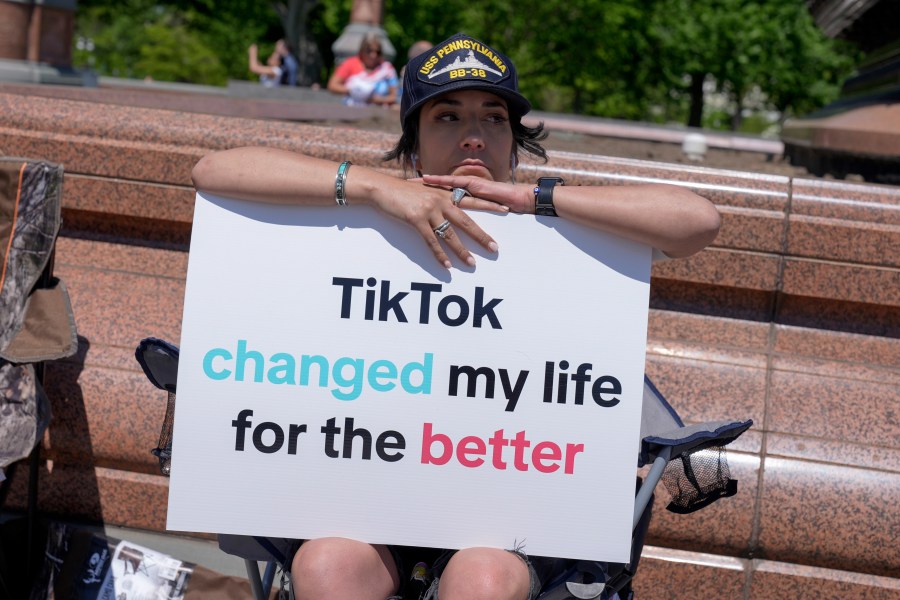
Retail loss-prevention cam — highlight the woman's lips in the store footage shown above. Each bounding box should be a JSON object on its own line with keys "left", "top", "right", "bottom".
{"left": 452, "top": 160, "right": 491, "bottom": 177}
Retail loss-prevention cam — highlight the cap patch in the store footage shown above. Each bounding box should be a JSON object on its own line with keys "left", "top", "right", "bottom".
{"left": 417, "top": 37, "right": 509, "bottom": 86}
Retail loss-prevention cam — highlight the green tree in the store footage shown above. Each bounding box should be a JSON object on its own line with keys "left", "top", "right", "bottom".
{"left": 759, "top": 3, "right": 857, "bottom": 120}
{"left": 135, "top": 13, "right": 228, "bottom": 84}
{"left": 382, "top": 0, "right": 467, "bottom": 69}
{"left": 73, "top": 0, "right": 153, "bottom": 78}
{"left": 469, "top": 0, "right": 658, "bottom": 118}
{"left": 381, "top": 0, "right": 662, "bottom": 119}
{"left": 74, "top": 0, "right": 280, "bottom": 84}
{"left": 650, "top": 0, "right": 856, "bottom": 129}
{"left": 72, "top": 0, "right": 857, "bottom": 128}
{"left": 272, "top": 0, "right": 325, "bottom": 85}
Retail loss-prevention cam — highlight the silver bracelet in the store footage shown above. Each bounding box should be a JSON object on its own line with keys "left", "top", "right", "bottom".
{"left": 335, "top": 161, "right": 352, "bottom": 206}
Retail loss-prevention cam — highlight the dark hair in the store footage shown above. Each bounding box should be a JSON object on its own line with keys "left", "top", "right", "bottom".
{"left": 383, "top": 109, "right": 548, "bottom": 176}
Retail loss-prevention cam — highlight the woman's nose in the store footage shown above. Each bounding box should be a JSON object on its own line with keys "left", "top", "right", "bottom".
{"left": 460, "top": 125, "right": 485, "bottom": 151}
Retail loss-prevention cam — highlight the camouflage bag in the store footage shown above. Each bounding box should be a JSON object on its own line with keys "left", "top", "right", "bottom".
{"left": 0, "top": 158, "right": 77, "bottom": 363}
{"left": 0, "top": 158, "right": 77, "bottom": 479}
{"left": 0, "top": 360, "right": 50, "bottom": 472}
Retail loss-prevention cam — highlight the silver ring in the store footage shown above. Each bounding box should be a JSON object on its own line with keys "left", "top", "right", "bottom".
{"left": 451, "top": 187, "right": 468, "bottom": 206}
{"left": 433, "top": 220, "right": 451, "bottom": 239}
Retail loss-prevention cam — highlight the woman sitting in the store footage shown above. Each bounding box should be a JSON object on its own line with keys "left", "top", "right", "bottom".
{"left": 328, "top": 33, "right": 399, "bottom": 106}
{"left": 192, "top": 33, "right": 720, "bottom": 600}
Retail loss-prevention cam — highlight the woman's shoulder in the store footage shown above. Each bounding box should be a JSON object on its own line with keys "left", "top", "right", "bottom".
{"left": 336, "top": 56, "right": 365, "bottom": 76}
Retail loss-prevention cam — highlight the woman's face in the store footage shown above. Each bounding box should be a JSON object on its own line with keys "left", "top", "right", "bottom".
{"left": 416, "top": 90, "right": 514, "bottom": 182}
{"left": 361, "top": 43, "right": 383, "bottom": 69}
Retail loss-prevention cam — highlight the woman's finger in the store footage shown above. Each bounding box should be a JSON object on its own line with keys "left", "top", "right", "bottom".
{"left": 423, "top": 182, "right": 510, "bottom": 213}
{"left": 439, "top": 225, "right": 476, "bottom": 267}
{"left": 377, "top": 180, "right": 498, "bottom": 267}
{"left": 423, "top": 175, "right": 531, "bottom": 212}
{"left": 418, "top": 222, "right": 455, "bottom": 269}
{"left": 449, "top": 210, "right": 499, "bottom": 254}
{"left": 407, "top": 178, "right": 510, "bottom": 213}
{"left": 458, "top": 197, "right": 510, "bottom": 213}
{"left": 422, "top": 174, "right": 492, "bottom": 194}
{"left": 430, "top": 217, "right": 476, "bottom": 267}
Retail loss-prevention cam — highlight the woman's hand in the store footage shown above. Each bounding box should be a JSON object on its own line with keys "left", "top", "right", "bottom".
{"left": 422, "top": 175, "right": 535, "bottom": 214}
{"left": 192, "top": 148, "right": 507, "bottom": 270}
{"left": 425, "top": 175, "right": 721, "bottom": 257}
{"left": 370, "top": 179, "right": 506, "bottom": 269}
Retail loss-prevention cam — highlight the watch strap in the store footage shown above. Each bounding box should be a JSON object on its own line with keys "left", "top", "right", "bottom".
{"left": 534, "top": 177, "right": 565, "bottom": 217}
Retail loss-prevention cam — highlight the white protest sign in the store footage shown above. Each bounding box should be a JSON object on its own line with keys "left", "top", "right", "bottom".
{"left": 167, "top": 192, "right": 652, "bottom": 562}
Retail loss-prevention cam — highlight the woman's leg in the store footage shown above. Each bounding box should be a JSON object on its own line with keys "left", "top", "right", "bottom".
{"left": 434, "top": 547, "right": 532, "bottom": 600}
{"left": 291, "top": 537, "right": 400, "bottom": 600}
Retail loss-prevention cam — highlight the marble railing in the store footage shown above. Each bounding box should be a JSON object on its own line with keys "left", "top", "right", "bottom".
{"left": 1, "top": 90, "right": 897, "bottom": 599}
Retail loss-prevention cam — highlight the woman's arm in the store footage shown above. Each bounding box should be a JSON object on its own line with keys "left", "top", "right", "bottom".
{"left": 247, "top": 44, "right": 278, "bottom": 77}
{"left": 550, "top": 183, "right": 720, "bottom": 258}
{"left": 421, "top": 175, "right": 721, "bottom": 258}
{"left": 370, "top": 82, "right": 398, "bottom": 106}
{"left": 326, "top": 71, "right": 349, "bottom": 95}
{"left": 192, "top": 147, "right": 506, "bottom": 268}
{"left": 327, "top": 59, "right": 355, "bottom": 96}
{"left": 193, "top": 147, "right": 351, "bottom": 205}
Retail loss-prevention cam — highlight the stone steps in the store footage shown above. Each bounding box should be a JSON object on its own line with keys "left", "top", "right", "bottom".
{"left": 1, "top": 88, "right": 897, "bottom": 597}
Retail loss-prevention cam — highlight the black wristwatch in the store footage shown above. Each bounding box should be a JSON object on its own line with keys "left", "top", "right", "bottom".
{"left": 534, "top": 177, "right": 565, "bottom": 217}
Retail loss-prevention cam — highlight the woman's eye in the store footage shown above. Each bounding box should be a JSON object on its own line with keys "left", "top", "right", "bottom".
{"left": 436, "top": 112, "right": 458, "bottom": 122}
{"left": 486, "top": 114, "right": 508, "bottom": 124}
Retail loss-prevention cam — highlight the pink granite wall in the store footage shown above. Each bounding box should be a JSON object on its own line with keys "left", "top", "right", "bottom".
{"left": 0, "top": 89, "right": 897, "bottom": 598}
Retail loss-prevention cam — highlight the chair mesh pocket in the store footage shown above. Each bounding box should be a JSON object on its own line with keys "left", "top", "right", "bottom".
{"left": 662, "top": 446, "right": 738, "bottom": 514}
{"left": 151, "top": 390, "right": 175, "bottom": 476}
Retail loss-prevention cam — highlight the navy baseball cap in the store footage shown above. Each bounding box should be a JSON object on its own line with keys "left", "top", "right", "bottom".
{"left": 400, "top": 33, "right": 531, "bottom": 131}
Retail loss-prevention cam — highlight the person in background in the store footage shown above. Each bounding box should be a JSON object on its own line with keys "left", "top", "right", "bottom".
{"left": 327, "top": 32, "right": 398, "bottom": 106}
{"left": 275, "top": 39, "right": 299, "bottom": 86}
{"left": 407, "top": 39, "right": 434, "bottom": 64}
{"left": 193, "top": 33, "right": 721, "bottom": 600}
{"left": 248, "top": 43, "right": 284, "bottom": 88}
{"left": 397, "top": 39, "right": 433, "bottom": 104}
{"left": 248, "top": 39, "right": 298, "bottom": 88}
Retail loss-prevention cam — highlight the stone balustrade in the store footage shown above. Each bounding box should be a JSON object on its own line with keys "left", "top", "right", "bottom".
{"left": 1, "top": 88, "right": 897, "bottom": 598}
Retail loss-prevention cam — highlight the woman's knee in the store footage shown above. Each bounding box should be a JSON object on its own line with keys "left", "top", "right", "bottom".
{"left": 291, "top": 538, "right": 399, "bottom": 600}
{"left": 436, "top": 548, "right": 531, "bottom": 600}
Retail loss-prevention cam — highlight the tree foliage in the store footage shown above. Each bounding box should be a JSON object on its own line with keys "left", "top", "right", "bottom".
{"left": 72, "top": 0, "right": 858, "bottom": 129}
{"left": 649, "top": 0, "right": 857, "bottom": 128}
{"left": 74, "top": 0, "right": 279, "bottom": 84}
